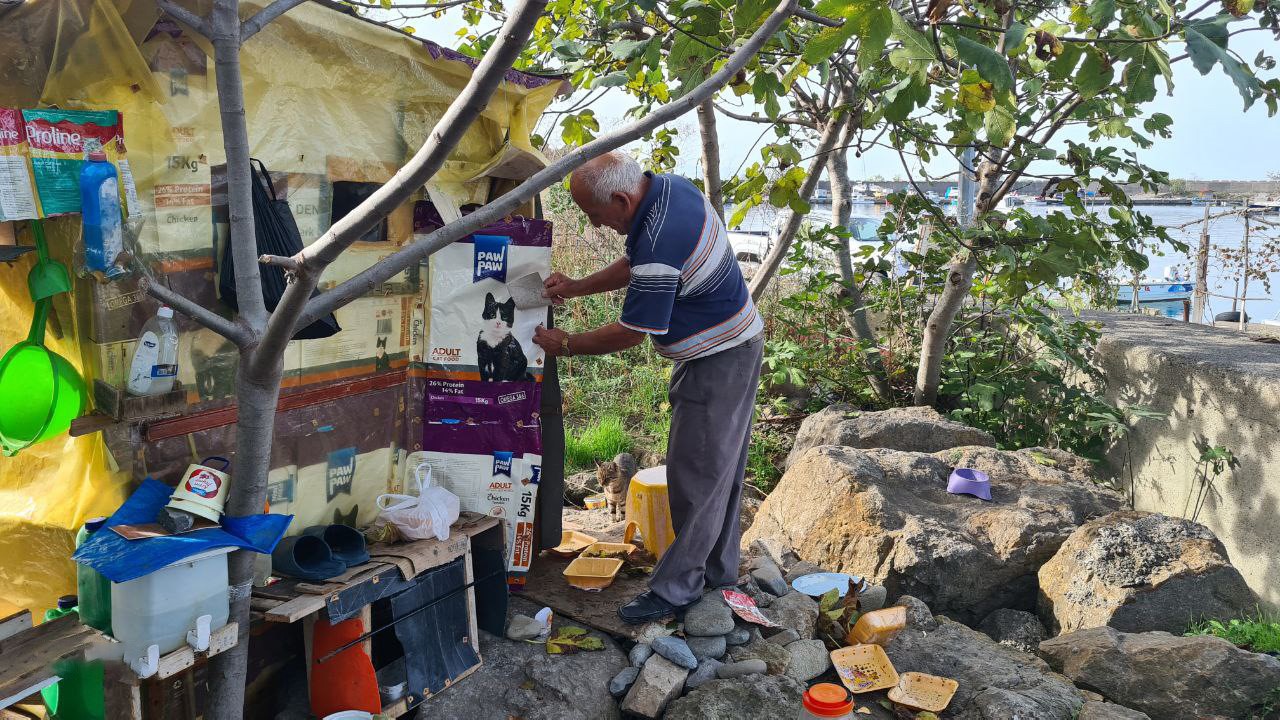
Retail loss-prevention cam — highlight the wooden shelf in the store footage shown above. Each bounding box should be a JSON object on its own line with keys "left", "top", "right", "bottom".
{"left": 0, "top": 614, "right": 104, "bottom": 710}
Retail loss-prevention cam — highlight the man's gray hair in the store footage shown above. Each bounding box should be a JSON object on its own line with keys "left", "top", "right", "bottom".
{"left": 573, "top": 150, "right": 644, "bottom": 204}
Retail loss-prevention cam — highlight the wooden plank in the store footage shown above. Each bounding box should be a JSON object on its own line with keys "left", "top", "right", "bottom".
{"left": 302, "top": 615, "right": 316, "bottom": 694}
{"left": 0, "top": 609, "right": 31, "bottom": 643}
{"left": 359, "top": 605, "right": 372, "bottom": 660}
{"left": 69, "top": 411, "right": 116, "bottom": 437}
{"left": 152, "top": 622, "right": 238, "bottom": 681}
{"left": 103, "top": 665, "right": 142, "bottom": 720}
{"left": 0, "top": 615, "right": 103, "bottom": 708}
{"left": 262, "top": 594, "right": 326, "bottom": 624}
{"left": 249, "top": 597, "right": 281, "bottom": 612}
{"left": 463, "top": 537, "right": 479, "bottom": 658}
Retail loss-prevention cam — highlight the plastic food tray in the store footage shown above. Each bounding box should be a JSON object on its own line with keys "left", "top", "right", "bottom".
{"left": 563, "top": 556, "right": 624, "bottom": 590}
{"left": 579, "top": 541, "right": 635, "bottom": 560}
{"left": 549, "top": 530, "right": 598, "bottom": 557}
{"left": 846, "top": 605, "right": 907, "bottom": 645}
{"left": 831, "top": 643, "right": 899, "bottom": 694}
{"left": 887, "top": 672, "right": 959, "bottom": 712}
{"left": 584, "top": 494, "right": 607, "bottom": 510}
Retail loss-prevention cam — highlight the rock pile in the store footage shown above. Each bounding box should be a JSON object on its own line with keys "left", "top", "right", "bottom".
{"left": 744, "top": 443, "right": 1125, "bottom": 622}
{"left": 785, "top": 404, "right": 996, "bottom": 468}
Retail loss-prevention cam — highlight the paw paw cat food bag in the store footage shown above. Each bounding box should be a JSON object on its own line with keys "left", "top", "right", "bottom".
{"left": 0, "top": 108, "right": 38, "bottom": 222}
{"left": 21, "top": 108, "right": 137, "bottom": 217}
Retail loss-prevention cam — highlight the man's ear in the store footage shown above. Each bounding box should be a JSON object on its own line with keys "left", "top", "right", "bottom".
{"left": 611, "top": 191, "right": 633, "bottom": 214}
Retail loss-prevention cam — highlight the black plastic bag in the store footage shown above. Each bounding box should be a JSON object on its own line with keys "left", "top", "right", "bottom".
{"left": 218, "top": 158, "right": 340, "bottom": 340}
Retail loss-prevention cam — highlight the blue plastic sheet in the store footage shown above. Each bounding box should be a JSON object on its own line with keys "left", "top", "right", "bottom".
{"left": 72, "top": 477, "right": 293, "bottom": 582}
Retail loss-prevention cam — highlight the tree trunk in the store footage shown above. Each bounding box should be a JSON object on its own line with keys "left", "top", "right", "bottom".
{"left": 697, "top": 99, "right": 725, "bottom": 221}
{"left": 826, "top": 114, "right": 891, "bottom": 402}
{"left": 913, "top": 252, "right": 975, "bottom": 405}
{"left": 747, "top": 116, "right": 842, "bottom": 301}
{"left": 205, "top": 354, "right": 283, "bottom": 719}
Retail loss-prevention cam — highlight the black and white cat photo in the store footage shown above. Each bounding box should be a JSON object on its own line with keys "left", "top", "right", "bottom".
{"left": 477, "top": 292, "right": 531, "bottom": 382}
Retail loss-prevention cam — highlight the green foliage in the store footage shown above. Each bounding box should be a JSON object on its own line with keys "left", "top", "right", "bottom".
{"left": 746, "top": 423, "right": 792, "bottom": 494}
{"left": 546, "top": 625, "right": 605, "bottom": 654}
{"left": 1186, "top": 612, "right": 1280, "bottom": 654}
{"left": 565, "top": 416, "right": 632, "bottom": 473}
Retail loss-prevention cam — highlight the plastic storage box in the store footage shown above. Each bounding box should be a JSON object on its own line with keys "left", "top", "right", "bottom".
{"left": 111, "top": 546, "right": 232, "bottom": 663}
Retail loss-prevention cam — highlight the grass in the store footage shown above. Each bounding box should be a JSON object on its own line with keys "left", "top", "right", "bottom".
{"left": 747, "top": 423, "right": 793, "bottom": 495}
{"left": 565, "top": 415, "right": 632, "bottom": 473}
{"left": 1186, "top": 612, "right": 1280, "bottom": 654}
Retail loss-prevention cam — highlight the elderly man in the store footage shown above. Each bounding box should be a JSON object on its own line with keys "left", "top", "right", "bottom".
{"left": 533, "top": 151, "right": 764, "bottom": 623}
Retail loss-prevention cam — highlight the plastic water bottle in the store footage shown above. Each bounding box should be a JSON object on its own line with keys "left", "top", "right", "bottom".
{"left": 75, "top": 517, "right": 112, "bottom": 635}
{"left": 127, "top": 306, "right": 179, "bottom": 396}
{"left": 79, "top": 150, "right": 126, "bottom": 279}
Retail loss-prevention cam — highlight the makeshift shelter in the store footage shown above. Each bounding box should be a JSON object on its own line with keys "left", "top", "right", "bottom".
{"left": 0, "top": 0, "right": 567, "bottom": 619}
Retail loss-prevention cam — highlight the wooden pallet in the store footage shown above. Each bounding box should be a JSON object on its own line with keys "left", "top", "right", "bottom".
{"left": 0, "top": 613, "right": 104, "bottom": 710}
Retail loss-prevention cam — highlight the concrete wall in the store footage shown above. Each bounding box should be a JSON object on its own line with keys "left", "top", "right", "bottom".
{"left": 1090, "top": 312, "right": 1280, "bottom": 606}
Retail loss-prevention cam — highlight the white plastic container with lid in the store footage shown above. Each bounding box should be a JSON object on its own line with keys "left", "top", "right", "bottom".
{"left": 110, "top": 546, "right": 231, "bottom": 668}
{"left": 126, "top": 305, "right": 179, "bottom": 396}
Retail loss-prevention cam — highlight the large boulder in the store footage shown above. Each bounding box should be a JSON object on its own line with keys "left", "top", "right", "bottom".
{"left": 883, "top": 597, "right": 1085, "bottom": 719}
{"left": 744, "top": 445, "right": 1123, "bottom": 621}
{"left": 664, "top": 675, "right": 805, "bottom": 720}
{"left": 979, "top": 608, "right": 1048, "bottom": 654}
{"left": 419, "top": 617, "right": 625, "bottom": 719}
{"left": 1038, "top": 511, "right": 1258, "bottom": 634}
{"left": 785, "top": 405, "right": 995, "bottom": 468}
{"left": 1040, "top": 626, "right": 1280, "bottom": 720}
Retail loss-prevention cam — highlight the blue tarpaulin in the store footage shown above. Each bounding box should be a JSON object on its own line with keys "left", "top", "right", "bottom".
{"left": 72, "top": 478, "right": 293, "bottom": 583}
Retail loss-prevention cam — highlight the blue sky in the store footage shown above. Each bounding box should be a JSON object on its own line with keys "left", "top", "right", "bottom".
{"left": 381, "top": 10, "right": 1279, "bottom": 181}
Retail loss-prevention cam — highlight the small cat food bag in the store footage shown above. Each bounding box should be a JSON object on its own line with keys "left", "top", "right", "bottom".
{"left": 415, "top": 202, "right": 552, "bottom": 383}
{"left": 21, "top": 108, "right": 138, "bottom": 217}
{"left": 0, "top": 108, "right": 38, "bottom": 222}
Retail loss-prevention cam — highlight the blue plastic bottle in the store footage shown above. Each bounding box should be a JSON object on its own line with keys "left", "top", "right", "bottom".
{"left": 78, "top": 150, "right": 126, "bottom": 279}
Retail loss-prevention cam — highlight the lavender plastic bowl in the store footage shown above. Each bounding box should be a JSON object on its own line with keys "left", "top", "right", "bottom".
{"left": 947, "top": 468, "right": 992, "bottom": 501}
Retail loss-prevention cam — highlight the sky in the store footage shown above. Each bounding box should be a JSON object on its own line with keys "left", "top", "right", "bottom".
{"left": 372, "top": 9, "right": 1280, "bottom": 182}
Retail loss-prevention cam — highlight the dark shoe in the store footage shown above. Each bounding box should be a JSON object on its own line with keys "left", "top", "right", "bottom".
{"left": 618, "top": 591, "right": 692, "bottom": 624}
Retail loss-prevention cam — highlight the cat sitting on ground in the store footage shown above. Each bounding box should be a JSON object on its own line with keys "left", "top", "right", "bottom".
{"left": 477, "top": 292, "right": 531, "bottom": 382}
{"left": 597, "top": 452, "right": 638, "bottom": 522}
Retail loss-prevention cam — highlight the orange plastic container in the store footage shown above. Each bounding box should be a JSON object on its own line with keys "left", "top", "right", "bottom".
{"left": 846, "top": 605, "right": 907, "bottom": 646}
{"left": 830, "top": 644, "right": 899, "bottom": 694}
{"left": 888, "top": 672, "right": 959, "bottom": 712}
{"left": 563, "top": 557, "right": 624, "bottom": 590}
{"left": 580, "top": 522, "right": 639, "bottom": 560}
{"left": 549, "top": 530, "right": 598, "bottom": 557}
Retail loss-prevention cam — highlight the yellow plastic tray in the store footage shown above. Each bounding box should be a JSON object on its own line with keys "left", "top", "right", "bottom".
{"left": 831, "top": 644, "right": 900, "bottom": 694}
{"left": 549, "top": 530, "right": 598, "bottom": 557}
{"left": 887, "top": 672, "right": 959, "bottom": 712}
{"left": 579, "top": 522, "right": 639, "bottom": 560}
{"left": 846, "top": 606, "right": 907, "bottom": 646}
{"left": 563, "top": 556, "right": 624, "bottom": 590}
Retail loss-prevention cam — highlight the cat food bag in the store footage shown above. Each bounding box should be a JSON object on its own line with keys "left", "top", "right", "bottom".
{"left": 22, "top": 108, "right": 138, "bottom": 217}
{"left": 416, "top": 202, "right": 552, "bottom": 383}
{"left": 0, "top": 108, "right": 38, "bottom": 222}
{"left": 418, "top": 380, "right": 542, "bottom": 572}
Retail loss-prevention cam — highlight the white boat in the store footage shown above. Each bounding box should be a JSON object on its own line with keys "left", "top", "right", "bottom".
{"left": 1247, "top": 197, "right": 1280, "bottom": 213}
{"left": 1116, "top": 278, "right": 1194, "bottom": 307}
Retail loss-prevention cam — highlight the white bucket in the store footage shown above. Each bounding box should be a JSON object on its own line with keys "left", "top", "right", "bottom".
{"left": 167, "top": 456, "right": 230, "bottom": 522}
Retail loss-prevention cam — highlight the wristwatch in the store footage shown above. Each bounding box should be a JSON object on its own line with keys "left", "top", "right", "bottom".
{"left": 560, "top": 334, "right": 573, "bottom": 357}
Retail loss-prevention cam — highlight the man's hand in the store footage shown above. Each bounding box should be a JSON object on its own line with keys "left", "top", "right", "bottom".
{"left": 544, "top": 272, "right": 579, "bottom": 303}
{"left": 533, "top": 326, "right": 571, "bottom": 357}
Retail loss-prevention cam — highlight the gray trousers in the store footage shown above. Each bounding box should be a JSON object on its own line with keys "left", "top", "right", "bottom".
{"left": 649, "top": 334, "right": 765, "bottom": 606}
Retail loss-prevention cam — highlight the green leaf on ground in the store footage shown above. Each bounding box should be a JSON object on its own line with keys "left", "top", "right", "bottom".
{"left": 546, "top": 625, "right": 605, "bottom": 654}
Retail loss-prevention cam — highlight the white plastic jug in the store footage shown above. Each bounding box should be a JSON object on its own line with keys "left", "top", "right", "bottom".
{"left": 111, "top": 547, "right": 231, "bottom": 665}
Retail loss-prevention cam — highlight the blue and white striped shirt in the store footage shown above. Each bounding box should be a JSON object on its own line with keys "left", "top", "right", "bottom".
{"left": 619, "top": 173, "right": 763, "bottom": 361}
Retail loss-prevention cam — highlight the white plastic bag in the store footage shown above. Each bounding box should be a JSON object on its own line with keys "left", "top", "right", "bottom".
{"left": 375, "top": 463, "right": 460, "bottom": 542}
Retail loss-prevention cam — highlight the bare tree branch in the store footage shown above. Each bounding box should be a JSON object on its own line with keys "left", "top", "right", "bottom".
{"left": 714, "top": 102, "right": 816, "bottom": 128}
{"left": 251, "top": 0, "right": 552, "bottom": 374}
{"left": 296, "top": 0, "right": 802, "bottom": 328}
{"left": 157, "top": 0, "right": 211, "bottom": 38}
{"left": 794, "top": 6, "right": 843, "bottom": 26}
{"left": 241, "top": 0, "right": 308, "bottom": 42}
{"left": 258, "top": 254, "right": 300, "bottom": 272}
{"left": 144, "top": 279, "right": 251, "bottom": 346}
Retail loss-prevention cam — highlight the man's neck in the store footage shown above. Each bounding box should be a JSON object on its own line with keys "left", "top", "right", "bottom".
{"left": 623, "top": 174, "right": 655, "bottom": 235}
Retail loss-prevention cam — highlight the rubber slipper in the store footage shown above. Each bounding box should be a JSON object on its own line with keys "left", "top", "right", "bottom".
{"left": 302, "top": 524, "right": 370, "bottom": 567}
{"left": 271, "top": 534, "right": 346, "bottom": 581}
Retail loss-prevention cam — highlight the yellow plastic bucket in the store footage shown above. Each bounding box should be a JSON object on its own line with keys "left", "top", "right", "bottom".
{"left": 625, "top": 466, "right": 674, "bottom": 559}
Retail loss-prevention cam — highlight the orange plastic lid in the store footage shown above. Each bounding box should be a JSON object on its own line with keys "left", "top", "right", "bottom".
{"left": 803, "top": 682, "right": 853, "bottom": 716}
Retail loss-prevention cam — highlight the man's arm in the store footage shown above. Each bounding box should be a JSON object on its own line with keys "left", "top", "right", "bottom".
{"left": 533, "top": 322, "right": 645, "bottom": 357}
{"left": 545, "top": 257, "right": 630, "bottom": 299}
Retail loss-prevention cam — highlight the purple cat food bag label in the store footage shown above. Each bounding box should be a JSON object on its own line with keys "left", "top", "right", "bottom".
{"left": 473, "top": 234, "right": 509, "bottom": 283}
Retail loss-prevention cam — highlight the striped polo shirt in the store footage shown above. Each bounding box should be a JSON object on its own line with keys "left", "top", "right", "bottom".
{"left": 619, "top": 173, "right": 764, "bottom": 361}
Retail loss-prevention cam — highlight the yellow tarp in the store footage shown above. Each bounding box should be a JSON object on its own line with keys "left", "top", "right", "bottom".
{"left": 0, "top": 0, "right": 562, "bottom": 617}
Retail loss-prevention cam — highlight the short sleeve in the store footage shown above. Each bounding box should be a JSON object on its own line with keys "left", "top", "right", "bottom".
{"left": 619, "top": 262, "right": 680, "bottom": 334}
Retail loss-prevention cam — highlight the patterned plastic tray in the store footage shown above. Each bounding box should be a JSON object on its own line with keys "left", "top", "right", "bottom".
{"left": 887, "top": 671, "right": 959, "bottom": 712}
{"left": 831, "top": 643, "right": 900, "bottom": 694}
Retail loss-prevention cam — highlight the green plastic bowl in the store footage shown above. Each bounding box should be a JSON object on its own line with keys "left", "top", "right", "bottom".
{"left": 0, "top": 300, "right": 87, "bottom": 456}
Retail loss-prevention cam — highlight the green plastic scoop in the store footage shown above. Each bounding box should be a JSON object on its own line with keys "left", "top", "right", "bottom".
{"left": 0, "top": 297, "right": 86, "bottom": 457}
{"left": 27, "top": 219, "right": 70, "bottom": 301}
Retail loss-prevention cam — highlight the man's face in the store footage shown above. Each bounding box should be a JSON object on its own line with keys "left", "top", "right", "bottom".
{"left": 570, "top": 178, "right": 634, "bottom": 235}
